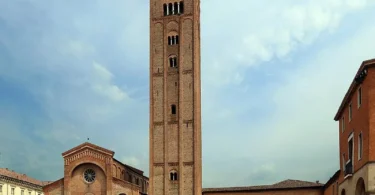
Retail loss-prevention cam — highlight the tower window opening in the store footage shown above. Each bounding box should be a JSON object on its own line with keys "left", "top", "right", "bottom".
{"left": 179, "top": 1, "right": 184, "bottom": 14}
{"left": 174, "top": 2, "right": 178, "bottom": 15}
{"left": 168, "top": 36, "right": 172, "bottom": 45}
{"left": 163, "top": 4, "right": 168, "bottom": 16}
{"left": 170, "top": 170, "right": 178, "bottom": 180}
{"left": 171, "top": 105, "right": 176, "bottom": 115}
{"left": 168, "top": 3, "right": 173, "bottom": 15}
{"left": 169, "top": 57, "right": 177, "bottom": 68}
{"left": 168, "top": 36, "right": 179, "bottom": 45}
{"left": 163, "top": 2, "right": 184, "bottom": 16}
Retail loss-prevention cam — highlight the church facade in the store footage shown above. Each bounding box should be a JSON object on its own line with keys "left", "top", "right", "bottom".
{"left": 42, "top": 142, "right": 149, "bottom": 195}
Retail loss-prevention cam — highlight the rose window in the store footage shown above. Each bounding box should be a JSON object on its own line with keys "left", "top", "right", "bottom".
{"left": 83, "top": 169, "right": 96, "bottom": 183}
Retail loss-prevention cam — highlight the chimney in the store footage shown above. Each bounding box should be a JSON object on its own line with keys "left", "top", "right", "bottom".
{"left": 316, "top": 180, "right": 319, "bottom": 184}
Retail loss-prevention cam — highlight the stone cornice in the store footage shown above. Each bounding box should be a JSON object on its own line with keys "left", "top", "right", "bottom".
{"left": 64, "top": 148, "right": 112, "bottom": 166}
{"left": 0, "top": 175, "right": 43, "bottom": 191}
{"left": 62, "top": 142, "right": 114, "bottom": 157}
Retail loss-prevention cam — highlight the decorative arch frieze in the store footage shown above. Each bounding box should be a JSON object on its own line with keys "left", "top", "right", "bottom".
{"left": 64, "top": 148, "right": 111, "bottom": 166}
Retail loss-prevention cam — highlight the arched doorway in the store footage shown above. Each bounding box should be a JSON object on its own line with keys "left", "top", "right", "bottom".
{"left": 341, "top": 189, "right": 346, "bottom": 195}
{"left": 355, "top": 177, "right": 366, "bottom": 195}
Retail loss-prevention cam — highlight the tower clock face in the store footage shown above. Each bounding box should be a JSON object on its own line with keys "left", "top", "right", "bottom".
{"left": 83, "top": 169, "right": 96, "bottom": 183}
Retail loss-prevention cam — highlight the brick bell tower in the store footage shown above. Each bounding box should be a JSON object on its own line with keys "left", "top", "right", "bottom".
{"left": 149, "top": 1, "right": 202, "bottom": 195}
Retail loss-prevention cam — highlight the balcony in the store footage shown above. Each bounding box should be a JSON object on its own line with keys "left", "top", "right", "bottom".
{"left": 345, "top": 160, "right": 353, "bottom": 177}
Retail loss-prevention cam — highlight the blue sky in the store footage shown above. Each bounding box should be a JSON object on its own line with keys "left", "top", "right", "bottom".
{"left": 1, "top": 0, "right": 375, "bottom": 188}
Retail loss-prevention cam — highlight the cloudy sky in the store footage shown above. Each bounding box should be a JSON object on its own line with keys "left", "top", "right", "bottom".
{"left": 1, "top": 0, "right": 375, "bottom": 188}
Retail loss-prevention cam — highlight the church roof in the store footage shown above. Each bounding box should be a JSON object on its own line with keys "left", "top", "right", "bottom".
{"left": 113, "top": 158, "right": 145, "bottom": 176}
{"left": 202, "top": 179, "right": 324, "bottom": 193}
{"left": 0, "top": 168, "right": 53, "bottom": 187}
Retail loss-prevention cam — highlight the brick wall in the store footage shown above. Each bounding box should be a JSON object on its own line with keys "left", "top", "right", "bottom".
{"left": 337, "top": 66, "right": 374, "bottom": 183}
{"left": 323, "top": 182, "right": 339, "bottom": 195}
{"left": 69, "top": 163, "right": 107, "bottom": 195}
{"left": 368, "top": 68, "right": 375, "bottom": 161}
{"left": 43, "top": 179, "right": 64, "bottom": 195}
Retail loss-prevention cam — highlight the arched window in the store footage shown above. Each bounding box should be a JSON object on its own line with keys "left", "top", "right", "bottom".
{"left": 163, "top": 4, "right": 168, "bottom": 16}
{"left": 170, "top": 170, "right": 178, "bottom": 181}
{"left": 169, "top": 56, "right": 177, "bottom": 68}
{"left": 163, "top": 1, "right": 184, "bottom": 16}
{"left": 168, "top": 3, "right": 173, "bottom": 15}
{"left": 168, "top": 35, "right": 179, "bottom": 45}
{"left": 174, "top": 2, "right": 178, "bottom": 15}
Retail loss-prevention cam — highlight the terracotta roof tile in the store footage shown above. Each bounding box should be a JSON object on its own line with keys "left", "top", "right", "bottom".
{"left": 0, "top": 168, "right": 52, "bottom": 187}
{"left": 202, "top": 179, "right": 323, "bottom": 192}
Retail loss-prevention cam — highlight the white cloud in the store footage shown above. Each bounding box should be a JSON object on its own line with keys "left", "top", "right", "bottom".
{"left": 91, "top": 61, "right": 128, "bottom": 102}
{"left": 202, "top": 0, "right": 374, "bottom": 86}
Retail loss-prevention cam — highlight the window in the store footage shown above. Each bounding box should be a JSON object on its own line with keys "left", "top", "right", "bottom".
{"left": 349, "top": 103, "right": 352, "bottom": 121}
{"left": 358, "top": 87, "right": 362, "bottom": 108}
{"left": 173, "top": 2, "right": 179, "bottom": 14}
{"left": 171, "top": 105, "right": 176, "bottom": 115}
{"left": 332, "top": 184, "right": 335, "bottom": 195}
{"left": 179, "top": 1, "right": 184, "bottom": 14}
{"left": 348, "top": 133, "right": 354, "bottom": 164}
{"left": 0, "top": 185, "right": 2, "bottom": 195}
{"left": 342, "top": 117, "right": 345, "bottom": 132}
{"left": 163, "top": 4, "right": 168, "bottom": 16}
{"left": 163, "top": 1, "right": 184, "bottom": 16}
{"left": 168, "top": 35, "right": 179, "bottom": 45}
{"left": 21, "top": 190, "right": 24, "bottom": 195}
{"left": 11, "top": 188, "right": 14, "bottom": 195}
{"left": 336, "top": 181, "right": 338, "bottom": 195}
{"left": 358, "top": 133, "right": 363, "bottom": 160}
{"left": 168, "top": 3, "right": 173, "bottom": 15}
{"left": 29, "top": 192, "right": 31, "bottom": 195}
{"left": 170, "top": 170, "right": 178, "bottom": 181}
{"left": 169, "top": 57, "right": 177, "bottom": 68}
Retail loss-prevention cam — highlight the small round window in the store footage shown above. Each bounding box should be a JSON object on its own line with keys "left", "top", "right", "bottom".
{"left": 83, "top": 169, "right": 96, "bottom": 183}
